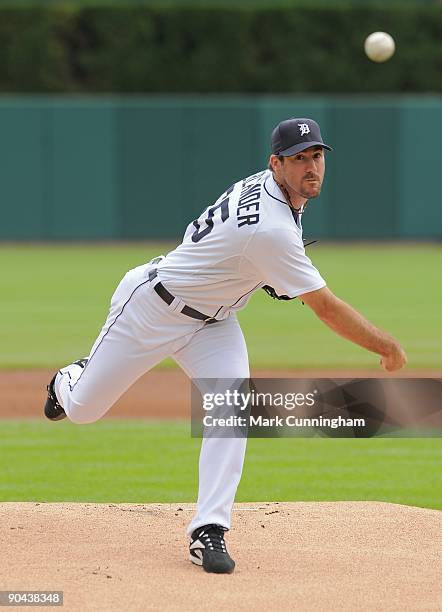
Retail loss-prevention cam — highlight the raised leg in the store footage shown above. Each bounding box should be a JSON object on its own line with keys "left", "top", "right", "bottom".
{"left": 55, "top": 265, "right": 200, "bottom": 424}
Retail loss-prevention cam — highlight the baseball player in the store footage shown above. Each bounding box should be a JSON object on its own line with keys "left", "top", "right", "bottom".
{"left": 44, "top": 117, "right": 407, "bottom": 574}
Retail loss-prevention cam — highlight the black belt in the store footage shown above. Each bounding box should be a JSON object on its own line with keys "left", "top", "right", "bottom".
{"left": 148, "top": 270, "right": 218, "bottom": 324}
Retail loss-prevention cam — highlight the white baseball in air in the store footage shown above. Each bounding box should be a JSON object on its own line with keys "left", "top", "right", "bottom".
{"left": 364, "top": 31, "right": 395, "bottom": 63}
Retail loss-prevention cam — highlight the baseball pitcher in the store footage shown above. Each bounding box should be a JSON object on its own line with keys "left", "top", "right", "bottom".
{"left": 44, "top": 118, "right": 407, "bottom": 574}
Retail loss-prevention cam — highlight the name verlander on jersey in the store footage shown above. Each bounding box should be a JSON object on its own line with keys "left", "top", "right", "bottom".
{"left": 236, "top": 172, "right": 264, "bottom": 228}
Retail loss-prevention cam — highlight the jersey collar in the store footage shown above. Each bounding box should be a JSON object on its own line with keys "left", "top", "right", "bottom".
{"left": 264, "top": 172, "right": 289, "bottom": 206}
{"left": 264, "top": 172, "right": 303, "bottom": 228}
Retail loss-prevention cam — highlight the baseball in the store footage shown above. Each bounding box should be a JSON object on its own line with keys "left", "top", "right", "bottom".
{"left": 364, "top": 31, "right": 395, "bottom": 63}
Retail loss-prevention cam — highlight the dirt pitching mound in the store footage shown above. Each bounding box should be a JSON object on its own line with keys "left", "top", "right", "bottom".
{"left": 1, "top": 502, "right": 440, "bottom": 611}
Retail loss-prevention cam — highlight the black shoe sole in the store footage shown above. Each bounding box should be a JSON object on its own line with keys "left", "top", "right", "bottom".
{"left": 44, "top": 399, "right": 66, "bottom": 421}
{"left": 44, "top": 373, "right": 66, "bottom": 421}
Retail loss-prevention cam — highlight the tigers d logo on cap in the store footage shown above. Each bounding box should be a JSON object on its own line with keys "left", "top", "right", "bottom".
{"left": 298, "top": 123, "right": 311, "bottom": 136}
{"left": 271, "top": 117, "right": 333, "bottom": 157}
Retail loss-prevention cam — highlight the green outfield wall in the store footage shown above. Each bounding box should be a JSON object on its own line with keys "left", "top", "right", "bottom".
{"left": 1, "top": 95, "right": 441, "bottom": 240}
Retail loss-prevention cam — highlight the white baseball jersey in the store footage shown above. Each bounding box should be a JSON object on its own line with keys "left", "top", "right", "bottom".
{"left": 157, "top": 169, "right": 326, "bottom": 318}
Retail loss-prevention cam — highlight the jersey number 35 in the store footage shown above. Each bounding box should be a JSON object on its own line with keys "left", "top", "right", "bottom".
{"left": 191, "top": 185, "right": 234, "bottom": 243}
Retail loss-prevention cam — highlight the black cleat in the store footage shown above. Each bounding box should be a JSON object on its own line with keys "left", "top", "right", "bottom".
{"left": 44, "top": 371, "right": 65, "bottom": 421}
{"left": 189, "top": 524, "right": 235, "bottom": 574}
{"left": 44, "top": 358, "right": 88, "bottom": 421}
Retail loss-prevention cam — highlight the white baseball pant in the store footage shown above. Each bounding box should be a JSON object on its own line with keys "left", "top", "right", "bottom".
{"left": 55, "top": 262, "right": 249, "bottom": 535}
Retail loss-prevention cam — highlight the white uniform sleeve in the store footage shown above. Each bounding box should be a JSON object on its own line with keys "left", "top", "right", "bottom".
{"left": 244, "top": 228, "right": 326, "bottom": 298}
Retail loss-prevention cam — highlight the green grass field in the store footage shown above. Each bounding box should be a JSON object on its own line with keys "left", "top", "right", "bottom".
{"left": 1, "top": 421, "right": 440, "bottom": 509}
{"left": 1, "top": 243, "right": 440, "bottom": 510}
{"left": 1, "top": 242, "right": 441, "bottom": 369}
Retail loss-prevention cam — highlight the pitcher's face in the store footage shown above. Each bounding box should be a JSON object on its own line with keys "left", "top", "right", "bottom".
{"left": 270, "top": 146, "right": 325, "bottom": 201}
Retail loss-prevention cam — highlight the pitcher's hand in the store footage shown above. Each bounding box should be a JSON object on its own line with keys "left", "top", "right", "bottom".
{"left": 380, "top": 343, "right": 407, "bottom": 372}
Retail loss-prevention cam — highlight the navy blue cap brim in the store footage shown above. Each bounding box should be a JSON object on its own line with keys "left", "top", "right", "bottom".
{"left": 278, "top": 141, "right": 333, "bottom": 156}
